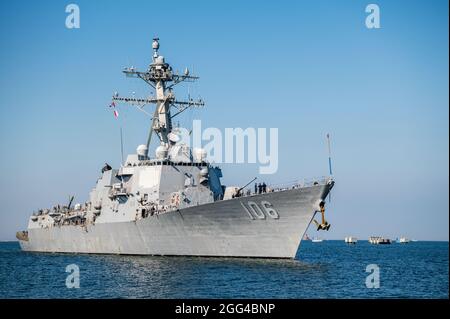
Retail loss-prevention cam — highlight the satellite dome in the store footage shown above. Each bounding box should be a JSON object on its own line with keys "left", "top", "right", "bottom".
{"left": 168, "top": 132, "right": 181, "bottom": 143}
{"left": 136, "top": 145, "right": 148, "bottom": 157}
{"left": 155, "top": 145, "right": 168, "bottom": 159}
{"left": 193, "top": 148, "right": 207, "bottom": 162}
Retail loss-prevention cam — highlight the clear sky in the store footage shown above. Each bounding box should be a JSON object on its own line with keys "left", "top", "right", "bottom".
{"left": 0, "top": 0, "right": 448, "bottom": 241}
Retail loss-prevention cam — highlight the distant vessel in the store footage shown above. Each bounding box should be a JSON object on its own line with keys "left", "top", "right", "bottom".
{"left": 398, "top": 237, "right": 411, "bottom": 244}
{"left": 311, "top": 237, "right": 324, "bottom": 243}
{"left": 369, "top": 236, "right": 391, "bottom": 245}
{"left": 344, "top": 236, "right": 357, "bottom": 244}
{"left": 15, "top": 38, "right": 335, "bottom": 259}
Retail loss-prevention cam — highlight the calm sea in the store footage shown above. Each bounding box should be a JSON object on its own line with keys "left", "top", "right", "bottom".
{"left": 0, "top": 241, "right": 447, "bottom": 298}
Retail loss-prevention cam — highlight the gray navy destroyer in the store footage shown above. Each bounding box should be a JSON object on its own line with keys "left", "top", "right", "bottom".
{"left": 16, "top": 39, "right": 334, "bottom": 258}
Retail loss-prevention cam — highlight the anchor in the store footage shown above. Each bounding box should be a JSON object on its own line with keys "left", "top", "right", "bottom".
{"left": 313, "top": 201, "right": 331, "bottom": 231}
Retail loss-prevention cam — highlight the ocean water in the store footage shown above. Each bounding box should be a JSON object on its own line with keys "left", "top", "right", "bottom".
{"left": 0, "top": 241, "right": 447, "bottom": 299}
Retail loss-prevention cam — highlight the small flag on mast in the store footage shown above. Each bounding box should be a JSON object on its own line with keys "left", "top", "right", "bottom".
{"left": 109, "top": 100, "right": 118, "bottom": 118}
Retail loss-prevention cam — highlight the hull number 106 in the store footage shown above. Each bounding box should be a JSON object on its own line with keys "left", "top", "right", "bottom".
{"left": 240, "top": 201, "right": 279, "bottom": 220}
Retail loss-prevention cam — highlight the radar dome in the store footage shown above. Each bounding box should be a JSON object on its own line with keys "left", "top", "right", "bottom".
{"left": 136, "top": 145, "right": 148, "bottom": 157}
{"left": 193, "top": 148, "right": 207, "bottom": 162}
{"left": 155, "top": 145, "right": 168, "bottom": 159}
{"left": 155, "top": 56, "right": 165, "bottom": 64}
{"left": 168, "top": 132, "right": 181, "bottom": 143}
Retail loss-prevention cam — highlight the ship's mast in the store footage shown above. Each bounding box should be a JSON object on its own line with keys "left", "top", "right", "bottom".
{"left": 112, "top": 38, "right": 204, "bottom": 157}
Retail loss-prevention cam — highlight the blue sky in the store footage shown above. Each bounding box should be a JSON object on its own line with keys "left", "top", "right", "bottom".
{"left": 0, "top": 0, "right": 448, "bottom": 241}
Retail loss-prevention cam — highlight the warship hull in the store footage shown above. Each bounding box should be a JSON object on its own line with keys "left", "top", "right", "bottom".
{"left": 19, "top": 183, "right": 331, "bottom": 259}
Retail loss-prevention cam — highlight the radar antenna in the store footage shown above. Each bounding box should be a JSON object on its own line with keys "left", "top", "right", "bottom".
{"left": 111, "top": 38, "right": 204, "bottom": 156}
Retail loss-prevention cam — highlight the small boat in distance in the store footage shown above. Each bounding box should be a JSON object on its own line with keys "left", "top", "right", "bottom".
{"left": 345, "top": 236, "right": 357, "bottom": 244}
{"left": 311, "top": 237, "right": 324, "bottom": 243}
{"left": 369, "top": 236, "right": 391, "bottom": 245}
{"left": 398, "top": 237, "right": 411, "bottom": 243}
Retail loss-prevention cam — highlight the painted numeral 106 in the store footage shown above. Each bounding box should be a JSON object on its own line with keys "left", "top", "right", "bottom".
{"left": 241, "top": 201, "right": 279, "bottom": 220}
